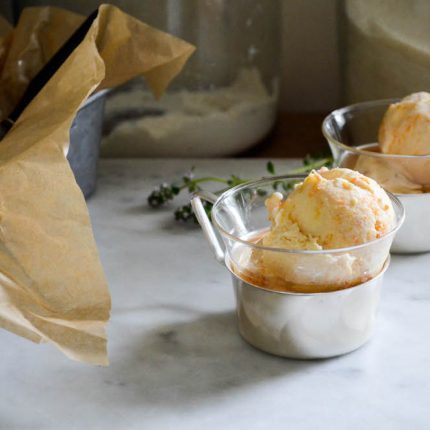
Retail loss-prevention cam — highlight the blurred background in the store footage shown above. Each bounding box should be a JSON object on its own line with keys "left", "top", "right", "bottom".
{"left": 1, "top": 0, "right": 429, "bottom": 158}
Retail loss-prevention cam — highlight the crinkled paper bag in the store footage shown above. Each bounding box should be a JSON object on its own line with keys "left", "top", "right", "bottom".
{"left": 0, "top": 4, "right": 195, "bottom": 365}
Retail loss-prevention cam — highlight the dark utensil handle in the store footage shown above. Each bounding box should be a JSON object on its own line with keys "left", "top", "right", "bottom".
{"left": 0, "top": 8, "right": 99, "bottom": 135}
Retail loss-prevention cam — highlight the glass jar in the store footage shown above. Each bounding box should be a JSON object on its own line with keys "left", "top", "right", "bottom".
{"left": 16, "top": 0, "right": 281, "bottom": 157}
{"left": 340, "top": 0, "right": 430, "bottom": 104}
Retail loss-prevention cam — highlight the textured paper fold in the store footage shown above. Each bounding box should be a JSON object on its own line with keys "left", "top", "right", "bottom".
{"left": 0, "top": 4, "right": 195, "bottom": 365}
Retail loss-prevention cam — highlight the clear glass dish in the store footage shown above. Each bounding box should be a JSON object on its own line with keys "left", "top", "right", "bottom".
{"left": 207, "top": 175, "right": 404, "bottom": 293}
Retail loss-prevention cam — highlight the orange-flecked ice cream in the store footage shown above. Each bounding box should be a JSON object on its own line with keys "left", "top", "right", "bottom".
{"left": 377, "top": 92, "right": 430, "bottom": 186}
{"left": 379, "top": 92, "right": 430, "bottom": 156}
{"left": 263, "top": 167, "right": 396, "bottom": 249}
{"left": 256, "top": 167, "right": 396, "bottom": 289}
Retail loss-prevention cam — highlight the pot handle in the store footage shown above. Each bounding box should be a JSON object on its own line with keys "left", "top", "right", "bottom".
{"left": 191, "top": 191, "right": 225, "bottom": 265}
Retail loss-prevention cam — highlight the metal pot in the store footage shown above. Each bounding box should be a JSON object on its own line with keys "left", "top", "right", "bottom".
{"left": 67, "top": 89, "right": 108, "bottom": 198}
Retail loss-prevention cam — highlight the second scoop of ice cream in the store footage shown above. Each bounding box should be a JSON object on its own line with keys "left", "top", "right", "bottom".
{"left": 377, "top": 92, "right": 430, "bottom": 186}
{"left": 379, "top": 92, "right": 430, "bottom": 156}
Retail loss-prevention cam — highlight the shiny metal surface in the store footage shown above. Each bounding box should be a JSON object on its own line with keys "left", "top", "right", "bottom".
{"left": 391, "top": 193, "right": 430, "bottom": 253}
{"left": 228, "top": 258, "right": 388, "bottom": 359}
{"left": 67, "top": 90, "right": 108, "bottom": 198}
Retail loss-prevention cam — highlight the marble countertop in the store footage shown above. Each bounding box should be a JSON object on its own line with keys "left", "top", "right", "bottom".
{"left": 1, "top": 159, "right": 430, "bottom": 430}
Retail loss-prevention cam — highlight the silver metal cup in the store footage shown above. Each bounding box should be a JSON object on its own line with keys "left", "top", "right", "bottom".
{"left": 228, "top": 258, "right": 387, "bottom": 359}
{"left": 390, "top": 193, "right": 430, "bottom": 253}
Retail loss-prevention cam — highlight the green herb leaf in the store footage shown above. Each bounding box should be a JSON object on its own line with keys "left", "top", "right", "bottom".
{"left": 257, "top": 189, "right": 267, "bottom": 197}
{"left": 266, "top": 161, "right": 275, "bottom": 175}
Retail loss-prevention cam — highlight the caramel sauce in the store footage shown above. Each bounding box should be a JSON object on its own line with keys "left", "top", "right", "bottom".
{"left": 230, "top": 230, "right": 361, "bottom": 294}
{"left": 343, "top": 143, "right": 430, "bottom": 193}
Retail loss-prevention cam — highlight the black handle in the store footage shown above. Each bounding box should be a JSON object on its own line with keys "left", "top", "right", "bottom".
{"left": 0, "top": 8, "right": 99, "bottom": 137}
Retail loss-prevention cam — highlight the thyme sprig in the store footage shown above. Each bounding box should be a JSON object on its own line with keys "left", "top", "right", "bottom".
{"left": 148, "top": 156, "right": 332, "bottom": 223}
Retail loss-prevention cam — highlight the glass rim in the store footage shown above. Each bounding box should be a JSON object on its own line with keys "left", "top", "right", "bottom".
{"left": 322, "top": 98, "right": 430, "bottom": 160}
{"left": 211, "top": 174, "right": 405, "bottom": 255}
{"left": 225, "top": 255, "right": 390, "bottom": 296}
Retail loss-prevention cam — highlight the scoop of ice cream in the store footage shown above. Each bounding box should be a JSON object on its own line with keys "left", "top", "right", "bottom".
{"left": 379, "top": 92, "right": 430, "bottom": 155}
{"left": 354, "top": 155, "right": 423, "bottom": 194}
{"left": 262, "top": 192, "right": 322, "bottom": 251}
{"left": 379, "top": 92, "right": 430, "bottom": 186}
{"left": 264, "top": 167, "right": 396, "bottom": 250}
{"left": 258, "top": 168, "right": 396, "bottom": 289}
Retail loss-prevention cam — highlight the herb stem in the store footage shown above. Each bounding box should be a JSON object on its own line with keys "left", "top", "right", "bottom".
{"left": 148, "top": 155, "right": 333, "bottom": 222}
{"left": 288, "top": 157, "right": 332, "bottom": 174}
{"left": 192, "top": 176, "right": 231, "bottom": 185}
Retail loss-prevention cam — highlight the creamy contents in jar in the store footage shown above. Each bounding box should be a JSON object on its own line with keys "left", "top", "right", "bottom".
{"left": 102, "top": 68, "right": 278, "bottom": 157}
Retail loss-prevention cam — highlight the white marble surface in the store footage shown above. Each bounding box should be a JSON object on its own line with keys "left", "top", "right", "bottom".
{"left": 1, "top": 159, "right": 430, "bottom": 430}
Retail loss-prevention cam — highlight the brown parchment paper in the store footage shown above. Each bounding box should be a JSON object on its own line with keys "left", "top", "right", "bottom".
{"left": 0, "top": 4, "right": 195, "bottom": 365}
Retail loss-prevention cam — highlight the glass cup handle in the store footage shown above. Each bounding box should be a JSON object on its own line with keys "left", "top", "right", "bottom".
{"left": 191, "top": 191, "right": 225, "bottom": 265}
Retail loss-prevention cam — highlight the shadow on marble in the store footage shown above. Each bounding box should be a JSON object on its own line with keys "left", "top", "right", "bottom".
{"left": 121, "top": 204, "right": 155, "bottom": 216}
{"left": 101, "top": 310, "right": 320, "bottom": 408}
{"left": 0, "top": 419, "right": 44, "bottom": 430}
{"left": 158, "top": 217, "right": 201, "bottom": 233}
{"left": 116, "top": 203, "right": 198, "bottom": 232}
{"left": 112, "top": 303, "right": 211, "bottom": 316}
